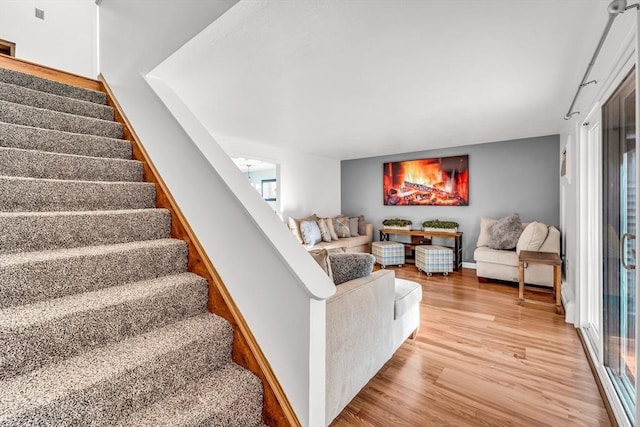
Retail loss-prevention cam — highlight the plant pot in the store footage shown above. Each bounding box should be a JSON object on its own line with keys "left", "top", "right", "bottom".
{"left": 383, "top": 225, "right": 412, "bottom": 230}
{"left": 422, "top": 227, "right": 457, "bottom": 233}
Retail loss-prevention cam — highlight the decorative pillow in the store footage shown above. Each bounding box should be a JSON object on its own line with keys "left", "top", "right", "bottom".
{"left": 488, "top": 213, "right": 523, "bottom": 250}
{"left": 288, "top": 214, "right": 318, "bottom": 244}
{"left": 309, "top": 249, "right": 332, "bottom": 280}
{"left": 348, "top": 217, "right": 360, "bottom": 237}
{"left": 357, "top": 214, "right": 366, "bottom": 236}
{"left": 300, "top": 220, "right": 322, "bottom": 246}
{"left": 317, "top": 218, "right": 332, "bottom": 242}
{"left": 516, "top": 222, "right": 549, "bottom": 254}
{"left": 323, "top": 217, "right": 339, "bottom": 240}
{"left": 476, "top": 216, "right": 497, "bottom": 247}
{"left": 328, "top": 253, "right": 375, "bottom": 285}
{"left": 333, "top": 216, "right": 351, "bottom": 238}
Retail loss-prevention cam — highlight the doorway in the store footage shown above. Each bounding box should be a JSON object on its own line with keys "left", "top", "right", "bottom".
{"left": 602, "top": 68, "right": 636, "bottom": 422}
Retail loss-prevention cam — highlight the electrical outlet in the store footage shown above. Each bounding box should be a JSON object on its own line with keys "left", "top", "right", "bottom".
{"left": 35, "top": 8, "right": 44, "bottom": 20}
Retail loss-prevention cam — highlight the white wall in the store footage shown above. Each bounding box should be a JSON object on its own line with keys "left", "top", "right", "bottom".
{"left": 98, "top": 2, "right": 334, "bottom": 426}
{"left": 218, "top": 134, "right": 341, "bottom": 220}
{"left": 0, "top": 0, "right": 97, "bottom": 77}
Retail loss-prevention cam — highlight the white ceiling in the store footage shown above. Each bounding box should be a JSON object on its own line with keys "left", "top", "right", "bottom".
{"left": 151, "top": 0, "right": 612, "bottom": 160}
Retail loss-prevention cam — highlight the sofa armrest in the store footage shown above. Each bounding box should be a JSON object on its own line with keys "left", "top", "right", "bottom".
{"left": 365, "top": 223, "right": 373, "bottom": 241}
{"left": 325, "top": 269, "right": 395, "bottom": 423}
{"left": 538, "top": 226, "right": 560, "bottom": 254}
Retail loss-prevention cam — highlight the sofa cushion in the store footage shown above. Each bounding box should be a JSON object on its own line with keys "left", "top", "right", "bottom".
{"left": 516, "top": 221, "right": 549, "bottom": 254}
{"left": 348, "top": 217, "right": 360, "bottom": 237}
{"left": 309, "top": 248, "right": 333, "bottom": 279}
{"left": 301, "top": 220, "right": 322, "bottom": 246}
{"left": 329, "top": 253, "right": 375, "bottom": 285}
{"left": 321, "top": 217, "right": 339, "bottom": 240}
{"left": 318, "top": 218, "right": 333, "bottom": 242}
{"left": 288, "top": 214, "right": 318, "bottom": 244}
{"left": 477, "top": 216, "right": 498, "bottom": 247}
{"left": 488, "top": 213, "right": 522, "bottom": 250}
{"left": 394, "top": 279, "right": 422, "bottom": 319}
{"left": 357, "top": 215, "right": 366, "bottom": 236}
{"left": 333, "top": 216, "right": 351, "bottom": 238}
{"left": 474, "top": 246, "right": 518, "bottom": 266}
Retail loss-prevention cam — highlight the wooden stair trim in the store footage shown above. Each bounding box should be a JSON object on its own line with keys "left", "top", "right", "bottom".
{"left": 98, "top": 76, "right": 299, "bottom": 427}
{"left": 0, "top": 54, "right": 101, "bottom": 91}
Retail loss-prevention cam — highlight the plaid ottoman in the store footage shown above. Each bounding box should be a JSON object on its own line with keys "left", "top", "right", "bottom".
{"left": 372, "top": 241, "right": 405, "bottom": 268}
{"left": 415, "top": 245, "right": 453, "bottom": 276}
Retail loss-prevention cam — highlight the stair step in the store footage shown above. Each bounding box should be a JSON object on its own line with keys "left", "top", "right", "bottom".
{"left": 0, "top": 82, "right": 114, "bottom": 121}
{"left": 0, "top": 209, "right": 171, "bottom": 254}
{"left": 0, "top": 67, "right": 107, "bottom": 104}
{"left": 0, "top": 313, "right": 233, "bottom": 426}
{"left": 0, "top": 272, "right": 208, "bottom": 380}
{"left": 0, "top": 147, "right": 142, "bottom": 182}
{"left": 0, "top": 122, "right": 132, "bottom": 159}
{"left": 0, "top": 239, "right": 188, "bottom": 308}
{"left": 0, "top": 100, "right": 122, "bottom": 139}
{"left": 117, "top": 363, "right": 263, "bottom": 427}
{"left": 0, "top": 176, "right": 155, "bottom": 212}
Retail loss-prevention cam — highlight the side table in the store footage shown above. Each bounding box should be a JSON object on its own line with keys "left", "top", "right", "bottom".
{"left": 518, "top": 250, "right": 563, "bottom": 314}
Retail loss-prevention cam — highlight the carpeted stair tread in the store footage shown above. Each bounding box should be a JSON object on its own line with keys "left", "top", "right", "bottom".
{"left": 0, "top": 313, "right": 233, "bottom": 426}
{"left": 0, "top": 67, "right": 107, "bottom": 104}
{"left": 0, "top": 239, "right": 188, "bottom": 308}
{"left": 0, "top": 273, "right": 208, "bottom": 379}
{"left": 0, "top": 175, "right": 156, "bottom": 212}
{"left": 0, "top": 208, "right": 171, "bottom": 254}
{"left": 0, "top": 81, "right": 114, "bottom": 121}
{"left": 0, "top": 100, "right": 122, "bottom": 138}
{"left": 0, "top": 146, "right": 143, "bottom": 182}
{"left": 0, "top": 122, "right": 132, "bottom": 159}
{"left": 117, "top": 363, "right": 263, "bottom": 427}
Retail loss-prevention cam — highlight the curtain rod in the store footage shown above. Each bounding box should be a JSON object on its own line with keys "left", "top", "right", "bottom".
{"left": 564, "top": 0, "right": 639, "bottom": 120}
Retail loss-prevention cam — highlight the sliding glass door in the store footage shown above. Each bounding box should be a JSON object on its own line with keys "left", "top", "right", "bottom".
{"left": 602, "top": 68, "right": 636, "bottom": 422}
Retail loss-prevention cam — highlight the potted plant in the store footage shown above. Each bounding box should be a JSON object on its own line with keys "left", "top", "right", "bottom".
{"left": 382, "top": 218, "right": 413, "bottom": 230}
{"left": 422, "top": 219, "right": 459, "bottom": 233}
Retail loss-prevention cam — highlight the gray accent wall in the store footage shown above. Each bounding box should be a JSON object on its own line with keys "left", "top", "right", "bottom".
{"left": 341, "top": 135, "right": 560, "bottom": 263}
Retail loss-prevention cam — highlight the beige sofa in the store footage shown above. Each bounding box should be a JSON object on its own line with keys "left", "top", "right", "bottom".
{"left": 308, "top": 223, "right": 373, "bottom": 253}
{"left": 474, "top": 219, "right": 560, "bottom": 287}
{"left": 325, "top": 270, "right": 421, "bottom": 423}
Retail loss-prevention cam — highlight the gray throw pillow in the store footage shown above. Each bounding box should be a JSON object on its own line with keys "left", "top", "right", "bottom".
{"left": 357, "top": 214, "right": 366, "bottom": 236}
{"left": 348, "top": 217, "right": 360, "bottom": 237}
{"left": 488, "top": 213, "right": 523, "bottom": 250}
{"left": 300, "top": 220, "right": 322, "bottom": 246}
{"left": 328, "top": 253, "right": 375, "bottom": 285}
{"left": 333, "top": 216, "right": 351, "bottom": 238}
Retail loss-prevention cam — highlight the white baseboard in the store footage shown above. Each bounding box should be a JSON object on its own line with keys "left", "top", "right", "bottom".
{"left": 561, "top": 280, "right": 575, "bottom": 325}
{"left": 461, "top": 262, "right": 476, "bottom": 269}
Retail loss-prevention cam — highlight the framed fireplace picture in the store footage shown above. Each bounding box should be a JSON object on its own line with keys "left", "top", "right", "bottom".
{"left": 383, "top": 155, "right": 469, "bottom": 206}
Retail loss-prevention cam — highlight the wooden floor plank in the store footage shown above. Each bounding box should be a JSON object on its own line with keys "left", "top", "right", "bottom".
{"left": 329, "top": 267, "right": 611, "bottom": 426}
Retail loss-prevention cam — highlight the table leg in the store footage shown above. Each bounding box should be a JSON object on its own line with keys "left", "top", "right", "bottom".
{"left": 554, "top": 265, "right": 562, "bottom": 315}
{"left": 518, "top": 261, "right": 525, "bottom": 304}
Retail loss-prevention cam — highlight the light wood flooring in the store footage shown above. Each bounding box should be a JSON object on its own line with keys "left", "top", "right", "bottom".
{"left": 330, "top": 267, "right": 611, "bottom": 427}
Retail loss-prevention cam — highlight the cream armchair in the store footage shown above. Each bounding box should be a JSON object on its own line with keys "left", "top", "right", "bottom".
{"left": 474, "top": 218, "right": 560, "bottom": 287}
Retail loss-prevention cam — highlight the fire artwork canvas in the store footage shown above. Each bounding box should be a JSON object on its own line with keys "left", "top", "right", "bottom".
{"left": 383, "top": 155, "right": 469, "bottom": 206}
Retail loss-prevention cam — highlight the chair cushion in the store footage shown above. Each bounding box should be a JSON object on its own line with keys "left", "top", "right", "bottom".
{"left": 474, "top": 246, "right": 518, "bottom": 266}
{"left": 394, "top": 279, "right": 422, "bottom": 319}
{"left": 516, "top": 221, "right": 549, "bottom": 254}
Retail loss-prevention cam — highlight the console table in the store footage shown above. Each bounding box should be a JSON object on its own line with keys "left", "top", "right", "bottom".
{"left": 379, "top": 228, "right": 463, "bottom": 271}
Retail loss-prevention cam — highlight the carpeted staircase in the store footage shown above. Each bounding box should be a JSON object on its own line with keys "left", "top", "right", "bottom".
{"left": 0, "top": 66, "right": 266, "bottom": 426}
